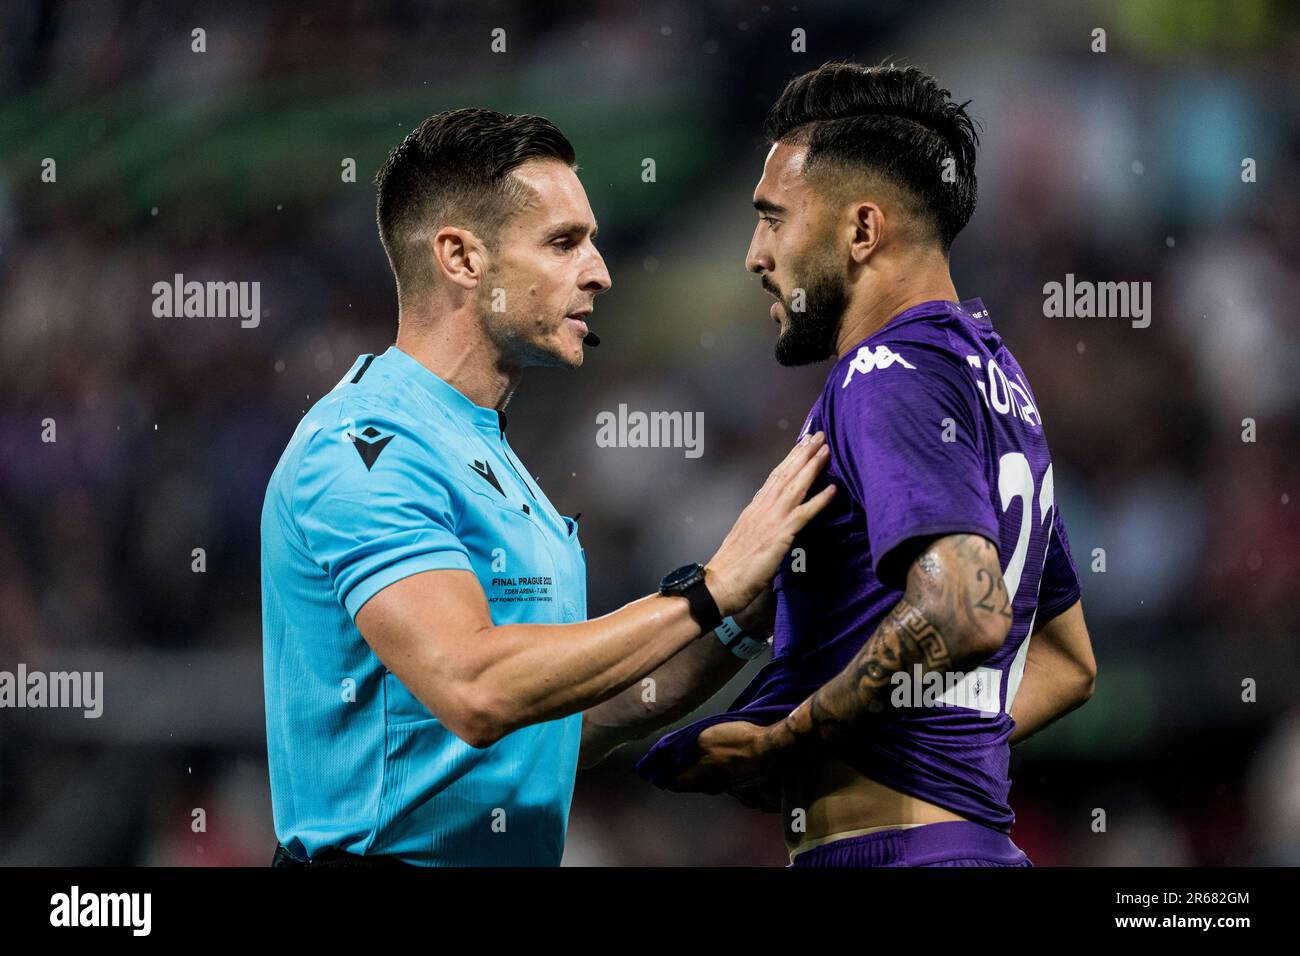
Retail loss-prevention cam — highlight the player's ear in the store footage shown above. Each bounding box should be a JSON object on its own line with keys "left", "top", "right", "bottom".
{"left": 432, "top": 227, "right": 486, "bottom": 291}
{"left": 849, "top": 201, "right": 884, "bottom": 264}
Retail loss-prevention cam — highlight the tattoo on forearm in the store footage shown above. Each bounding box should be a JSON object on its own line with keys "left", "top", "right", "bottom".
{"left": 795, "top": 600, "right": 953, "bottom": 745}
{"left": 784, "top": 533, "right": 1010, "bottom": 747}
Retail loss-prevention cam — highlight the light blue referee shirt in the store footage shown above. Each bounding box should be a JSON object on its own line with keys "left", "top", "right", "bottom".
{"left": 261, "top": 345, "right": 587, "bottom": 866}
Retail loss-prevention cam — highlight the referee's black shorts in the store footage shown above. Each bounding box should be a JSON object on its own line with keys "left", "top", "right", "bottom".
{"left": 272, "top": 843, "right": 412, "bottom": 868}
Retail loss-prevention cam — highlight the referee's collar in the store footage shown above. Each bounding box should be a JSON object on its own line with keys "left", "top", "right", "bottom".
{"left": 384, "top": 346, "right": 507, "bottom": 435}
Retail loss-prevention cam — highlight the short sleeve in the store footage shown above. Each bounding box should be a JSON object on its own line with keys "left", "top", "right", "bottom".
{"left": 291, "top": 410, "right": 473, "bottom": 620}
{"left": 832, "top": 341, "right": 1000, "bottom": 590}
{"left": 1036, "top": 503, "right": 1081, "bottom": 623}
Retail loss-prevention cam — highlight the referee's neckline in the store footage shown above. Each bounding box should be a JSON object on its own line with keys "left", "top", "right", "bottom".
{"left": 382, "top": 345, "right": 507, "bottom": 435}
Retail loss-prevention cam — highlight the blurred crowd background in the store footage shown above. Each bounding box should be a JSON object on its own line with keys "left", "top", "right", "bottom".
{"left": 1, "top": 0, "right": 1298, "bottom": 866}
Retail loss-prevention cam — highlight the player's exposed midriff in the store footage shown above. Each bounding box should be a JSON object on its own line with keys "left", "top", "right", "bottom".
{"left": 781, "top": 751, "right": 969, "bottom": 855}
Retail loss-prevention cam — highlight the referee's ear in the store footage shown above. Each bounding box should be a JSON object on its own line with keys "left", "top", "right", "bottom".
{"left": 432, "top": 226, "right": 488, "bottom": 291}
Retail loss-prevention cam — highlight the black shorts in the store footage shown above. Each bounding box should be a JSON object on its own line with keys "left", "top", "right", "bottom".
{"left": 271, "top": 843, "right": 412, "bottom": 868}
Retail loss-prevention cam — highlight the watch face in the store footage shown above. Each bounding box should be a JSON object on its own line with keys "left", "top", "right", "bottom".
{"left": 660, "top": 563, "right": 704, "bottom": 593}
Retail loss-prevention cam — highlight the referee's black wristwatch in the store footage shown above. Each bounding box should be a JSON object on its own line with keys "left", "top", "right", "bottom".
{"left": 658, "top": 562, "right": 724, "bottom": 635}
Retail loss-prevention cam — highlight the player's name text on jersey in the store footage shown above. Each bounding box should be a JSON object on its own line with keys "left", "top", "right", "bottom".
{"left": 0, "top": 664, "right": 102, "bottom": 718}
{"left": 595, "top": 404, "right": 704, "bottom": 458}
{"left": 151, "top": 272, "right": 261, "bottom": 328}
{"left": 1042, "top": 273, "right": 1151, "bottom": 328}
{"left": 965, "top": 354, "right": 1041, "bottom": 426}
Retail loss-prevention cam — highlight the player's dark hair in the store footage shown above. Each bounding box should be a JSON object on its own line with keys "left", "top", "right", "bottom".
{"left": 765, "top": 62, "right": 979, "bottom": 251}
{"left": 375, "top": 108, "right": 576, "bottom": 300}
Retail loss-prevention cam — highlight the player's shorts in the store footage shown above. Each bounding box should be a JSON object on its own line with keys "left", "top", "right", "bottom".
{"left": 789, "top": 820, "right": 1032, "bottom": 868}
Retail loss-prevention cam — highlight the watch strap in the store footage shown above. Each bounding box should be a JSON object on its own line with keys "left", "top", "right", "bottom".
{"left": 682, "top": 575, "right": 723, "bottom": 635}
{"left": 715, "top": 616, "right": 769, "bottom": 660}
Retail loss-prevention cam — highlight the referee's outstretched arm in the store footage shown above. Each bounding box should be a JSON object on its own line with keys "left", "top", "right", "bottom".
{"left": 577, "top": 586, "right": 776, "bottom": 769}
{"left": 354, "top": 433, "right": 836, "bottom": 749}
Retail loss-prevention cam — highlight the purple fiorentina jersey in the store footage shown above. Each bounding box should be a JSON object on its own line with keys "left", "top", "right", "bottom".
{"left": 636, "top": 297, "right": 1081, "bottom": 832}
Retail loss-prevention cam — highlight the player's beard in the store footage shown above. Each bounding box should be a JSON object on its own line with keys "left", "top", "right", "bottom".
{"left": 770, "top": 258, "right": 848, "bottom": 367}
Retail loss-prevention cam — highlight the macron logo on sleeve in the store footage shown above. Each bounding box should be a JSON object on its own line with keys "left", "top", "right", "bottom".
{"left": 351, "top": 426, "right": 394, "bottom": 471}
{"left": 842, "top": 344, "right": 915, "bottom": 388}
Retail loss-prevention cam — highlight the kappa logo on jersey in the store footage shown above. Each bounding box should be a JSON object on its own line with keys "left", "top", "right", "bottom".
{"left": 842, "top": 344, "right": 915, "bottom": 387}
{"left": 351, "top": 426, "right": 394, "bottom": 471}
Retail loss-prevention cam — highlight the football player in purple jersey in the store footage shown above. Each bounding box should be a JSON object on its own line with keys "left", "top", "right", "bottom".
{"left": 623, "top": 62, "right": 1098, "bottom": 866}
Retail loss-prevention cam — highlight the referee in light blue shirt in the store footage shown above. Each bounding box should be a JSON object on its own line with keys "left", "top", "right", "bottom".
{"left": 263, "top": 345, "right": 588, "bottom": 865}
{"left": 260, "top": 108, "right": 836, "bottom": 866}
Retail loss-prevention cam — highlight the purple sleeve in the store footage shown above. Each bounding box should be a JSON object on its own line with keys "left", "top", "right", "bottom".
{"left": 1036, "top": 503, "right": 1082, "bottom": 622}
{"left": 833, "top": 344, "right": 999, "bottom": 590}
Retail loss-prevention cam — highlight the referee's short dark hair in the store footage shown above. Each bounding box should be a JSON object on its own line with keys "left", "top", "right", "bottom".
{"left": 375, "top": 108, "right": 577, "bottom": 301}
{"left": 765, "top": 61, "right": 979, "bottom": 252}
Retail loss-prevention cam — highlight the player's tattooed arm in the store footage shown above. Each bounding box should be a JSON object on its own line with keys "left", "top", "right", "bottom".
{"left": 769, "top": 533, "right": 1012, "bottom": 752}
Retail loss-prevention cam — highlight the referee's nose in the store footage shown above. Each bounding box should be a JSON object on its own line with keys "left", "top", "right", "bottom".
{"left": 581, "top": 246, "right": 612, "bottom": 295}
